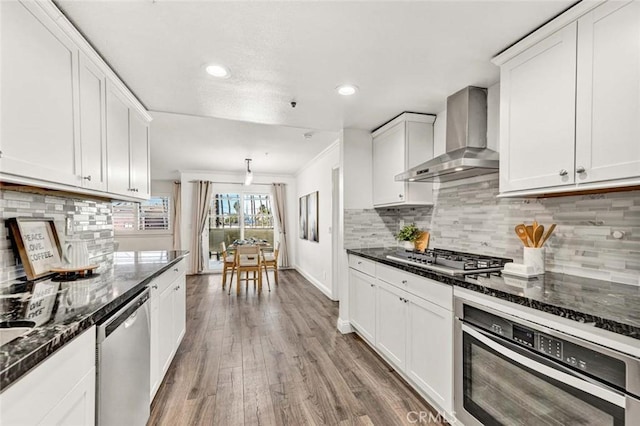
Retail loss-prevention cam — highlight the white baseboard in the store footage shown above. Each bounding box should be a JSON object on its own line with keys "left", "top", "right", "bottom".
{"left": 295, "top": 267, "right": 334, "bottom": 300}
{"left": 336, "top": 317, "right": 353, "bottom": 334}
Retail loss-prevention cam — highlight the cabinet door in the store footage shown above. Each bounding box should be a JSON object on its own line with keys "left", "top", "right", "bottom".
{"left": 173, "top": 274, "right": 186, "bottom": 348}
{"left": 375, "top": 280, "right": 407, "bottom": 370}
{"left": 499, "top": 22, "right": 577, "bottom": 192}
{"left": 373, "top": 122, "right": 406, "bottom": 206}
{"left": 348, "top": 269, "right": 376, "bottom": 343}
{"left": 0, "top": 1, "right": 80, "bottom": 186}
{"left": 106, "top": 82, "right": 131, "bottom": 196}
{"left": 406, "top": 296, "right": 453, "bottom": 413}
{"left": 130, "top": 111, "right": 151, "bottom": 199}
{"left": 158, "top": 284, "right": 175, "bottom": 375}
{"left": 149, "top": 296, "right": 160, "bottom": 400}
{"left": 576, "top": 1, "right": 640, "bottom": 184}
{"left": 40, "top": 367, "right": 96, "bottom": 426}
{"left": 78, "top": 53, "right": 107, "bottom": 191}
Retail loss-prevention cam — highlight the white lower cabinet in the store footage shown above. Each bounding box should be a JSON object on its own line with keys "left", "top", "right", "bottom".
{"left": 375, "top": 280, "right": 408, "bottom": 370}
{"left": 348, "top": 268, "right": 376, "bottom": 343}
{"left": 406, "top": 296, "right": 453, "bottom": 413}
{"left": 348, "top": 256, "right": 454, "bottom": 416}
{"left": 149, "top": 260, "right": 187, "bottom": 400}
{"left": 0, "top": 327, "right": 96, "bottom": 426}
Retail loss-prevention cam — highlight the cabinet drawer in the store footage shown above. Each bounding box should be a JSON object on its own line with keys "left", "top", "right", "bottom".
{"left": 405, "top": 276, "right": 452, "bottom": 311}
{"left": 377, "top": 263, "right": 452, "bottom": 311}
{"left": 150, "top": 259, "right": 186, "bottom": 295}
{"left": 348, "top": 255, "right": 376, "bottom": 276}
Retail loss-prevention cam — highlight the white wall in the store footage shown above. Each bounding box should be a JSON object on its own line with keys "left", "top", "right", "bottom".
{"left": 294, "top": 142, "right": 340, "bottom": 299}
{"left": 115, "top": 180, "right": 174, "bottom": 251}
{"left": 179, "top": 170, "right": 297, "bottom": 274}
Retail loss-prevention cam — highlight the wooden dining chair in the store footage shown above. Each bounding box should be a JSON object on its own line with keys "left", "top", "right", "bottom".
{"left": 262, "top": 242, "right": 280, "bottom": 286}
{"left": 230, "top": 245, "right": 268, "bottom": 295}
{"left": 220, "top": 242, "right": 236, "bottom": 289}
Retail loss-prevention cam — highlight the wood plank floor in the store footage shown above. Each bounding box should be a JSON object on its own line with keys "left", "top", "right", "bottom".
{"left": 149, "top": 270, "right": 443, "bottom": 426}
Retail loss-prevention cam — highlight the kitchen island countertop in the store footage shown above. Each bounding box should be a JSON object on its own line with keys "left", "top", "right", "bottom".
{"left": 0, "top": 250, "right": 189, "bottom": 392}
{"left": 347, "top": 247, "right": 640, "bottom": 341}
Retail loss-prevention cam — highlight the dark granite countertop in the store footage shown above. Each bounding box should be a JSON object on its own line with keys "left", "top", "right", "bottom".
{"left": 347, "top": 247, "right": 640, "bottom": 341}
{"left": 0, "top": 250, "right": 189, "bottom": 392}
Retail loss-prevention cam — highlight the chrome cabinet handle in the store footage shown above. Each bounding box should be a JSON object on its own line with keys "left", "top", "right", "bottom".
{"left": 152, "top": 284, "right": 158, "bottom": 289}
{"left": 174, "top": 268, "right": 179, "bottom": 272}
{"left": 559, "top": 169, "right": 568, "bottom": 176}
{"left": 398, "top": 194, "right": 404, "bottom": 198}
{"left": 401, "top": 280, "right": 407, "bottom": 284}
{"left": 576, "top": 166, "right": 586, "bottom": 174}
{"left": 370, "top": 283, "right": 375, "bottom": 287}
{"left": 357, "top": 261, "right": 362, "bottom": 265}
{"left": 83, "top": 175, "right": 92, "bottom": 181}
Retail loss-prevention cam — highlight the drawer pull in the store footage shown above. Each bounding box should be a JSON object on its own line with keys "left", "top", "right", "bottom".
{"left": 357, "top": 261, "right": 362, "bottom": 265}
{"left": 152, "top": 284, "right": 158, "bottom": 290}
{"left": 401, "top": 280, "right": 407, "bottom": 284}
{"left": 174, "top": 268, "right": 179, "bottom": 272}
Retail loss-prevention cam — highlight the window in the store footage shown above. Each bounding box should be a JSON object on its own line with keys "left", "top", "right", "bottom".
{"left": 113, "top": 196, "right": 170, "bottom": 232}
{"left": 209, "top": 193, "right": 274, "bottom": 259}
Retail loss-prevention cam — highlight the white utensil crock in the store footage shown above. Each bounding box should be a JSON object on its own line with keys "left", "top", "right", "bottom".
{"left": 523, "top": 247, "right": 545, "bottom": 274}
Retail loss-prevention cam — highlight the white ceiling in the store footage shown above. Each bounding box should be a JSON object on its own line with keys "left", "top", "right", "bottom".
{"left": 55, "top": 0, "right": 575, "bottom": 178}
{"left": 149, "top": 111, "right": 338, "bottom": 179}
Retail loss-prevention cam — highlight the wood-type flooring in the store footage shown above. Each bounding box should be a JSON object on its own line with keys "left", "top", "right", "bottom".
{"left": 149, "top": 270, "right": 442, "bottom": 425}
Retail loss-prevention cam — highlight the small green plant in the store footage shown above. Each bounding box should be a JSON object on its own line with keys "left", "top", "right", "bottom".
{"left": 396, "top": 223, "right": 422, "bottom": 242}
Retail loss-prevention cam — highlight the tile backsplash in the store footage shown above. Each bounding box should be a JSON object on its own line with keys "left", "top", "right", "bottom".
{"left": 0, "top": 189, "right": 114, "bottom": 284}
{"left": 345, "top": 177, "right": 640, "bottom": 285}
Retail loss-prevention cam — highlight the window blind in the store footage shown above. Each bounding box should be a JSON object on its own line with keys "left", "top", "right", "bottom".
{"left": 113, "top": 197, "right": 170, "bottom": 231}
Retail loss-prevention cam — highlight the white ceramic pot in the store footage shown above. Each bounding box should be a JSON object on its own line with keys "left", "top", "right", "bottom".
{"left": 523, "top": 247, "right": 545, "bottom": 274}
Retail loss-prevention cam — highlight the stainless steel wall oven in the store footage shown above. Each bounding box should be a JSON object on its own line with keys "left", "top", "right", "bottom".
{"left": 454, "top": 298, "right": 640, "bottom": 425}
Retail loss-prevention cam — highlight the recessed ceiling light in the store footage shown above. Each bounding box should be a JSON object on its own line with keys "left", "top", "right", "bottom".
{"left": 336, "top": 84, "right": 358, "bottom": 96}
{"left": 205, "top": 64, "right": 230, "bottom": 78}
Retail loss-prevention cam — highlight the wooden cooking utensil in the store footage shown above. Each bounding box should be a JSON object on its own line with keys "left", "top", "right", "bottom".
{"left": 515, "top": 224, "right": 530, "bottom": 247}
{"left": 525, "top": 225, "right": 534, "bottom": 246}
{"left": 538, "top": 223, "right": 557, "bottom": 248}
{"left": 533, "top": 225, "right": 544, "bottom": 248}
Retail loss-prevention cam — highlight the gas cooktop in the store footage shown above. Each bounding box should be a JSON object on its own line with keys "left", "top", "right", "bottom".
{"left": 386, "top": 248, "right": 513, "bottom": 277}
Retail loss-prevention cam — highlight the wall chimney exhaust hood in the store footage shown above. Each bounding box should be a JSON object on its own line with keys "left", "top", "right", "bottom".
{"left": 395, "top": 86, "right": 499, "bottom": 183}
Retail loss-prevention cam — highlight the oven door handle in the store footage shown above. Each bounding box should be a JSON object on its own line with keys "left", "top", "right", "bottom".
{"left": 462, "top": 323, "right": 626, "bottom": 408}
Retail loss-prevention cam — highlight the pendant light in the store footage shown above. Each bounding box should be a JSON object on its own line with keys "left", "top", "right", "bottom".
{"left": 244, "top": 158, "right": 253, "bottom": 186}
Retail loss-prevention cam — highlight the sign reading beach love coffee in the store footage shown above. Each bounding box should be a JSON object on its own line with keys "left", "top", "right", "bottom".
{"left": 6, "top": 217, "right": 63, "bottom": 280}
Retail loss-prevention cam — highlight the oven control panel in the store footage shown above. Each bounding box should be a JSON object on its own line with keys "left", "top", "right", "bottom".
{"left": 539, "top": 335, "right": 563, "bottom": 360}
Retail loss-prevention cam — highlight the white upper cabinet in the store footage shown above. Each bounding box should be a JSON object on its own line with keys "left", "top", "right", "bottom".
{"left": 0, "top": 0, "right": 80, "bottom": 186}
{"left": 107, "top": 82, "right": 133, "bottom": 196}
{"left": 575, "top": 0, "right": 640, "bottom": 185}
{"left": 78, "top": 53, "right": 107, "bottom": 191}
{"left": 130, "top": 110, "right": 151, "bottom": 199}
{"left": 0, "top": 0, "right": 151, "bottom": 200}
{"left": 495, "top": 0, "right": 640, "bottom": 196}
{"left": 498, "top": 23, "right": 577, "bottom": 193}
{"left": 372, "top": 113, "right": 435, "bottom": 207}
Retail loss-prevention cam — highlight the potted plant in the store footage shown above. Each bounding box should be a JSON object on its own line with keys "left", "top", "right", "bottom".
{"left": 396, "top": 223, "right": 422, "bottom": 250}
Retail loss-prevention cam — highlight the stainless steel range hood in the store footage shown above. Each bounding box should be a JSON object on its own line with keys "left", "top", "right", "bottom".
{"left": 395, "top": 86, "right": 499, "bottom": 183}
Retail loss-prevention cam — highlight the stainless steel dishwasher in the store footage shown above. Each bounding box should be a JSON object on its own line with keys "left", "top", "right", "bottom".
{"left": 96, "top": 289, "right": 150, "bottom": 426}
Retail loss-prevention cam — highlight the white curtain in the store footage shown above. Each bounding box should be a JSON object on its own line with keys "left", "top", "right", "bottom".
{"left": 271, "top": 183, "right": 289, "bottom": 268}
{"left": 191, "top": 181, "right": 213, "bottom": 274}
{"left": 172, "top": 181, "right": 181, "bottom": 251}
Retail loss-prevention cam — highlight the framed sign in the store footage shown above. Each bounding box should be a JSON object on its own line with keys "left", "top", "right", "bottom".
{"left": 6, "top": 217, "right": 63, "bottom": 280}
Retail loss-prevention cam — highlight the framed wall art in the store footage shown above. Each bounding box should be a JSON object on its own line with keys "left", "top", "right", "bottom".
{"left": 6, "top": 217, "right": 63, "bottom": 280}
{"left": 307, "top": 191, "right": 319, "bottom": 243}
{"left": 299, "top": 195, "right": 308, "bottom": 240}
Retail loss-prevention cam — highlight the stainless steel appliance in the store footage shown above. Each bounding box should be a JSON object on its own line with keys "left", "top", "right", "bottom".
{"left": 454, "top": 298, "right": 640, "bottom": 425}
{"left": 96, "top": 289, "right": 150, "bottom": 426}
{"left": 386, "top": 248, "right": 512, "bottom": 277}
{"left": 395, "top": 86, "right": 500, "bottom": 183}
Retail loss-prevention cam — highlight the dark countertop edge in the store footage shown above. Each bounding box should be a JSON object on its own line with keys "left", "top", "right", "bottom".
{"left": 0, "top": 252, "right": 189, "bottom": 393}
{"left": 346, "top": 249, "right": 640, "bottom": 341}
